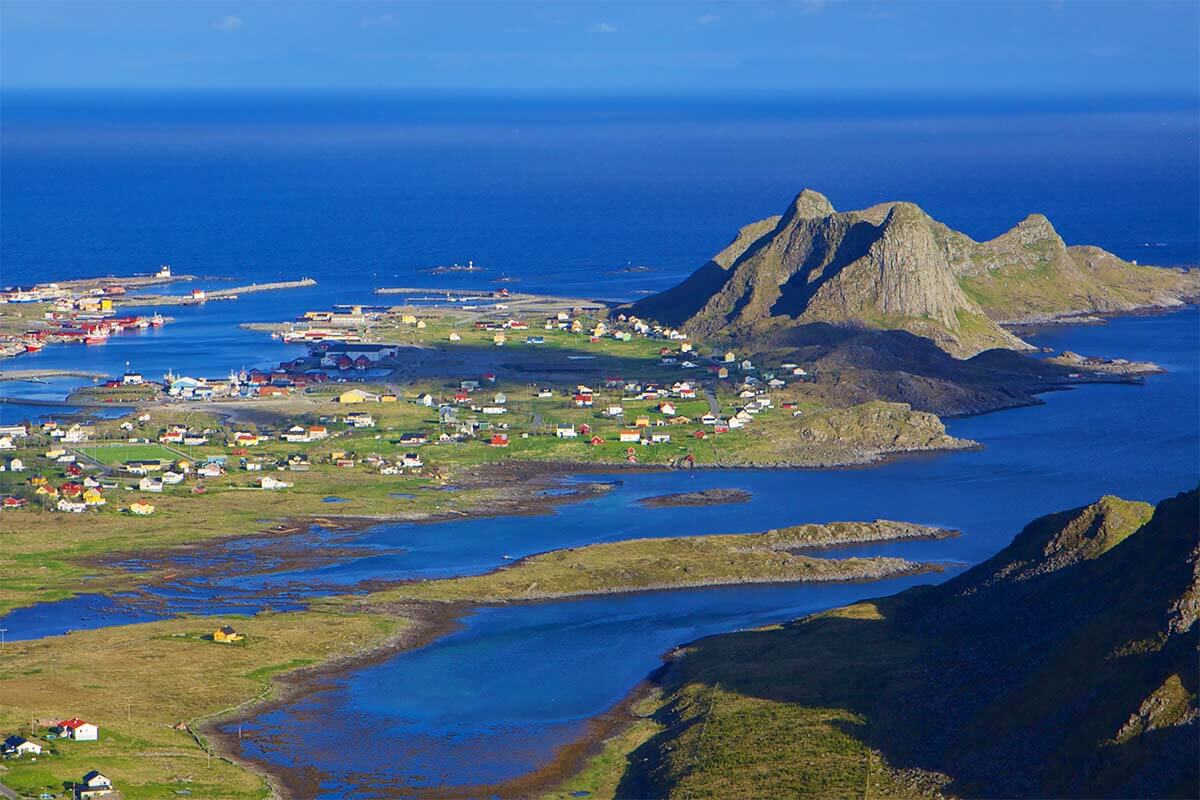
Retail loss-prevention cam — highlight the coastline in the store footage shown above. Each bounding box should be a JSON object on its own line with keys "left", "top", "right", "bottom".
{"left": 205, "top": 560, "right": 949, "bottom": 800}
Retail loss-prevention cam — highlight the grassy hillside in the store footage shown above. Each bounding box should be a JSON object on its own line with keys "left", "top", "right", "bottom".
{"left": 576, "top": 489, "right": 1198, "bottom": 799}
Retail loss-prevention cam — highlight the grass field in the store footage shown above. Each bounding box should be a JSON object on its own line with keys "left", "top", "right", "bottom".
{"left": 0, "top": 609, "right": 406, "bottom": 800}
{"left": 75, "top": 443, "right": 183, "bottom": 465}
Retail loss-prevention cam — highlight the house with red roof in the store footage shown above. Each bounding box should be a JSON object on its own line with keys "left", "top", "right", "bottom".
{"left": 55, "top": 718, "right": 99, "bottom": 740}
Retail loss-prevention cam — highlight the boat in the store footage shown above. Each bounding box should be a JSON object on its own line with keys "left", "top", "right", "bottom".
{"left": 150, "top": 314, "right": 165, "bottom": 327}
{"left": 85, "top": 330, "right": 109, "bottom": 345}
{"left": 24, "top": 341, "right": 44, "bottom": 352}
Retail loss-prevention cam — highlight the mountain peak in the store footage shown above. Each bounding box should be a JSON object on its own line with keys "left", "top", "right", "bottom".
{"left": 965, "top": 495, "right": 1156, "bottom": 588}
{"left": 1006, "top": 213, "right": 1064, "bottom": 246}
{"left": 783, "top": 188, "right": 835, "bottom": 222}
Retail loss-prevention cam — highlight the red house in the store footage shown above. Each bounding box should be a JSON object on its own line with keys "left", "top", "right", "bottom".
{"left": 490, "top": 433, "right": 509, "bottom": 447}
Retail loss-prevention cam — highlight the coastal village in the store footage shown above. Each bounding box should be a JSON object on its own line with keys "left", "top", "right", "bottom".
{"left": 0, "top": 291, "right": 810, "bottom": 514}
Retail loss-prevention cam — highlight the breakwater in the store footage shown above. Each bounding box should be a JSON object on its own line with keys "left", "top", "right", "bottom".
{"left": 120, "top": 278, "right": 317, "bottom": 306}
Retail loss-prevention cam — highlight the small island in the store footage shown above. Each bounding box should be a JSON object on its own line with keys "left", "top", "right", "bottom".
{"left": 637, "top": 488, "right": 752, "bottom": 507}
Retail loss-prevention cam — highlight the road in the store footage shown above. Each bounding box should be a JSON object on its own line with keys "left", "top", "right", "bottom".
{"left": 704, "top": 386, "right": 721, "bottom": 416}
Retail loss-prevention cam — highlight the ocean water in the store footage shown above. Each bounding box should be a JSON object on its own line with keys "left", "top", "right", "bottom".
{"left": 3, "top": 92, "right": 1198, "bottom": 301}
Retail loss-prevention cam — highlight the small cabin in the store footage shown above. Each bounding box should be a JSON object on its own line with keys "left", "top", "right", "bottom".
{"left": 213, "top": 625, "right": 244, "bottom": 643}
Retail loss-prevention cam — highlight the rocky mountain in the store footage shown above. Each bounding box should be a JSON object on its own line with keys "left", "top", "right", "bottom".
{"left": 632, "top": 190, "right": 1199, "bottom": 356}
{"left": 616, "top": 488, "right": 1199, "bottom": 798}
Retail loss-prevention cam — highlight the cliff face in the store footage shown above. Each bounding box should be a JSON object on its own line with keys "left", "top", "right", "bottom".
{"left": 632, "top": 190, "right": 1199, "bottom": 356}
{"left": 617, "top": 489, "right": 1200, "bottom": 799}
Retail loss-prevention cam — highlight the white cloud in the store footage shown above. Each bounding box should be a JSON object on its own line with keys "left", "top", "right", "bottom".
{"left": 698, "top": 14, "right": 720, "bottom": 25}
{"left": 587, "top": 21, "right": 619, "bottom": 34}
{"left": 214, "top": 15, "right": 243, "bottom": 31}
{"left": 361, "top": 12, "right": 397, "bottom": 28}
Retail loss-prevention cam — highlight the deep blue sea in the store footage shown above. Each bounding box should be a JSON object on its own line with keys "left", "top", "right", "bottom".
{"left": 2, "top": 92, "right": 1198, "bottom": 794}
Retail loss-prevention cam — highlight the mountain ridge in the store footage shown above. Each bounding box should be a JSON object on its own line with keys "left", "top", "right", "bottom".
{"left": 631, "top": 190, "right": 1199, "bottom": 357}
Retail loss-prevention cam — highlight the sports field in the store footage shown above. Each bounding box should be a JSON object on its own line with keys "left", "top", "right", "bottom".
{"left": 76, "top": 442, "right": 182, "bottom": 465}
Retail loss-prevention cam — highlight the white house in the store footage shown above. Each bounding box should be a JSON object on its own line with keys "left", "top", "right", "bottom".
{"left": 417, "top": 393, "right": 435, "bottom": 407}
{"left": 259, "top": 476, "right": 292, "bottom": 490}
{"left": 57, "top": 718, "right": 99, "bottom": 741}
{"left": 2, "top": 735, "right": 42, "bottom": 756}
{"left": 8, "top": 457, "right": 24, "bottom": 472}
{"left": 0, "top": 424, "right": 28, "bottom": 439}
{"left": 619, "top": 429, "right": 641, "bottom": 443}
{"left": 555, "top": 423, "right": 577, "bottom": 439}
{"left": 77, "top": 770, "right": 114, "bottom": 799}
{"left": 138, "top": 477, "right": 163, "bottom": 493}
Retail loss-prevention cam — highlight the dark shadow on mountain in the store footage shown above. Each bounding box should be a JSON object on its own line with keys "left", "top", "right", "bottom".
{"left": 616, "top": 489, "right": 1200, "bottom": 799}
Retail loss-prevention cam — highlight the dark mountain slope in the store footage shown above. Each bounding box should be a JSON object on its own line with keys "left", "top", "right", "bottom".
{"left": 616, "top": 489, "right": 1199, "bottom": 798}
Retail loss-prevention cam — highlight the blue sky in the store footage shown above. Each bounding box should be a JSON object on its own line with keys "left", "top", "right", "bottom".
{"left": 1, "top": 0, "right": 1197, "bottom": 93}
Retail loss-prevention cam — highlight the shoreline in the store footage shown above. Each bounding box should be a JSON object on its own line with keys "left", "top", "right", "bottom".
{"left": 205, "top": 560, "right": 950, "bottom": 800}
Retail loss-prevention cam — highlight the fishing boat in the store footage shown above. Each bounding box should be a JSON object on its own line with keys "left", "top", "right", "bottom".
{"left": 150, "top": 314, "right": 165, "bottom": 327}
{"left": 24, "top": 340, "right": 44, "bottom": 352}
{"left": 85, "top": 330, "right": 109, "bottom": 345}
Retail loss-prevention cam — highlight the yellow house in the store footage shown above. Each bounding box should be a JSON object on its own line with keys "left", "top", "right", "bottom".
{"left": 400, "top": 314, "right": 418, "bottom": 325}
{"left": 100, "top": 298, "right": 113, "bottom": 312}
{"left": 724, "top": 351, "right": 736, "bottom": 362}
{"left": 634, "top": 416, "right": 651, "bottom": 428}
{"left": 380, "top": 394, "right": 397, "bottom": 403}
{"left": 36, "top": 485, "right": 58, "bottom": 498}
{"left": 83, "top": 488, "right": 106, "bottom": 506}
{"left": 212, "top": 625, "right": 244, "bottom": 643}
{"left": 338, "top": 388, "right": 374, "bottom": 404}
{"left": 130, "top": 500, "right": 155, "bottom": 515}
{"left": 30, "top": 475, "right": 48, "bottom": 486}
